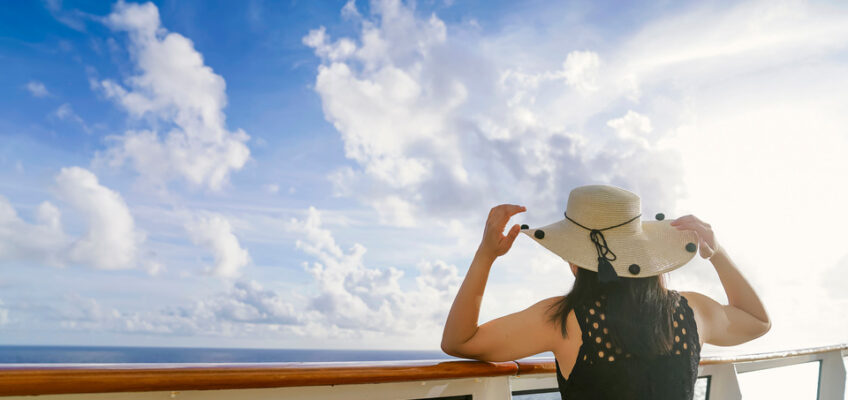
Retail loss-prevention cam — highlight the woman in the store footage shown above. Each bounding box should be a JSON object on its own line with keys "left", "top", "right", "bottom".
{"left": 441, "top": 184, "right": 771, "bottom": 399}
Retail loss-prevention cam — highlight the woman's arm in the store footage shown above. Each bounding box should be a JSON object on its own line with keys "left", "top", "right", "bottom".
{"left": 441, "top": 204, "right": 525, "bottom": 354}
{"left": 673, "top": 215, "right": 771, "bottom": 346}
{"left": 672, "top": 215, "right": 771, "bottom": 324}
{"left": 709, "top": 244, "right": 770, "bottom": 324}
{"left": 440, "top": 248, "right": 497, "bottom": 352}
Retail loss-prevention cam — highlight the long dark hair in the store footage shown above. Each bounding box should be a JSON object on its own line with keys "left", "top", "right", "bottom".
{"left": 545, "top": 265, "right": 680, "bottom": 357}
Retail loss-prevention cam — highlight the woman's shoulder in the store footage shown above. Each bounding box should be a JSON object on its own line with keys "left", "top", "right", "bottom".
{"left": 675, "top": 290, "right": 704, "bottom": 318}
{"left": 675, "top": 290, "right": 711, "bottom": 347}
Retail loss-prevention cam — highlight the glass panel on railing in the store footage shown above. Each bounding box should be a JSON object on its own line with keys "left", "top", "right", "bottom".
{"left": 511, "top": 388, "right": 561, "bottom": 400}
{"left": 694, "top": 376, "right": 710, "bottom": 400}
{"left": 737, "top": 360, "right": 820, "bottom": 400}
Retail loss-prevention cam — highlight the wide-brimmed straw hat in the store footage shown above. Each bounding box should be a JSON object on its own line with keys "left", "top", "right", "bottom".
{"left": 520, "top": 184, "right": 699, "bottom": 282}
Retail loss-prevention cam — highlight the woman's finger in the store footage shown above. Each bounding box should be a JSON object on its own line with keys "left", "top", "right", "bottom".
{"left": 675, "top": 220, "right": 717, "bottom": 249}
{"left": 490, "top": 204, "right": 526, "bottom": 235}
{"left": 500, "top": 204, "right": 527, "bottom": 218}
{"left": 504, "top": 223, "right": 520, "bottom": 247}
{"left": 699, "top": 237, "right": 714, "bottom": 259}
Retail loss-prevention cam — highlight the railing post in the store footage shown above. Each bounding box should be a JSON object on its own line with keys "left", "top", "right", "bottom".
{"left": 709, "top": 363, "right": 742, "bottom": 400}
{"left": 817, "top": 351, "right": 846, "bottom": 400}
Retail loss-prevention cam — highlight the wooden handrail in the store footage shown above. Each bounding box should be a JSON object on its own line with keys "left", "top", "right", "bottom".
{"left": 0, "top": 343, "right": 844, "bottom": 397}
{"left": 0, "top": 360, "right": 518, "bottom": 396}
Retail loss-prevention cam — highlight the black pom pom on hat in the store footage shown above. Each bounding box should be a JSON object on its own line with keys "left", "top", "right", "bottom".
{"left": 597, "top": 257, "right": 619, "bottom": 283}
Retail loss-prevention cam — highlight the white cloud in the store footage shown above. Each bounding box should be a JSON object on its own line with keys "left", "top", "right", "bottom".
{"left": 341, "top": 0, "right": 361, "bottom": 20}
{"left": 45, "top": 202, "right": 466, "bottom": 342}
{"left": 0, "top": 198, "right": 68, "bottom": 266}
{"left": 304, "top": 0, "right": 686, "bottom": 228}
{"left": 38, "top": 206, "right": 457, "bottom": 342}
{"left": 290, "top": 206, "right": 461, "bottom": 337}
{"left": 302, "top": 26, "right": 358, "bottom": 62}
{"left": 0, "top": 167, "right": 146, "bottom": 271}
{"left": 184, "top": 214, "right": 251, "bottom": 279}
{"left": 606, "top": 110, "right": 652, "bottom": 149}
{"left": 50, "top": 280, "right": 303, "bottom": 337}
{"left": 94, "top": 1, "right": 250, "bottom": 191}
{"left": 561, "top": 50, "right": 601, "bottom": 93}
{"left": 55, "top": 167, "right": 144, "bottom": 270}
{"left": 25, "top": 81, "right": 49, "bottom": 97}
{"left": 53, "top": 103, "right": 90, "bottom": 132}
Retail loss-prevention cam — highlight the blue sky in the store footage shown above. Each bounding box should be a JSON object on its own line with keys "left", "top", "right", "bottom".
{"left": 1, "top": 0, "right": 846, "bottom": 353}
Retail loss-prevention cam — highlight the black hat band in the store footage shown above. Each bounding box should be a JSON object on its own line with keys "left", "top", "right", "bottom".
{"left": 564, "top": 212, "right": 641, "bottom": 283}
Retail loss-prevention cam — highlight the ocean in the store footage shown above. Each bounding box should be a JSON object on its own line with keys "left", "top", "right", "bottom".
{"left": 0, "top": 345, "right": 467, "bottom": 364}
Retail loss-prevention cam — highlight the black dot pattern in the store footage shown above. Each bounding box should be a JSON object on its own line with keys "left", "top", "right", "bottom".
{"left": 655, "top": 213, "right": 665, "bottom": 221}
{"left": 628, "top": 264, "right": 640, "bottom": 275}
{"left": 557, "top": 291, "right": 702, "bottom": 398}
{"left": 670, "top": 295, "right": 700, "bottom": 356}
{"left": 534, "top": 229, "right": 545, "bottom": 239}
{"left": 580, "top": 295, "right": 629, "bottom": 365}
{"left": 575, "top": 291, "right": 700, "bottom": 368}
{"left": 685, "top": 242, "right": 697, "bottom": 252}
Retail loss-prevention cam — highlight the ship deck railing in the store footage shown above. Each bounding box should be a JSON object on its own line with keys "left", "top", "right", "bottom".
{"left": 0, "top": 343, "right": 845, "bottom": 399}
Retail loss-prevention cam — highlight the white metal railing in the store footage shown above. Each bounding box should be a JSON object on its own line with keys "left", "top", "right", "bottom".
{"left": 509, "top": 345, "right": 848, "bottom": 400}
{"left": 697, "top": 347, "right": 847, "bottom": 400}
{"left": 0, "top": 344, "right": 844, "bottom": 399}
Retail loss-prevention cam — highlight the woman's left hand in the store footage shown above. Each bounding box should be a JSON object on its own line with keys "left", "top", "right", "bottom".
{"left": 478, "top": 204, "right": 527, "bottom": 259}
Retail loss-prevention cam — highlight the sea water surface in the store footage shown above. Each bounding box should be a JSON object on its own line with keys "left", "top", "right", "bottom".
{"left": 0, "top": 345, "right": 478, "bottom": 363}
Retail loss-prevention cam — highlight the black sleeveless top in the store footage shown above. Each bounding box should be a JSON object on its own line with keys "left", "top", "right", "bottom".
{"left": 554, "top": 290, "right": 701, "bottom": 399}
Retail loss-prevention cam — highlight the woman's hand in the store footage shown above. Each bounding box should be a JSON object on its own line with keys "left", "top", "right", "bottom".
{"left": 478, "top": 204, "right": 527, "bottom": 259}
{"left": 670, "top": 214, "right": 720, "bottom": 259}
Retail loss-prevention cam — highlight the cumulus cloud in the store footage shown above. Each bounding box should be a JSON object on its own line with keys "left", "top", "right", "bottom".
{"left": 0, "top": 198, "right": 68, "bottom": 266}
{"left": 52, "top": 280, "right": 302, "bottom": 336}
{"left": 0, "top": 167, "right": 145, "bottom": 271}
{"left": 93, "top": 1, "right": 250, "bottom": 191}
{"left": 291, "top": 206, "right": 461, "bottom": 335}
{"left": 50, "top": 205, "right": 460, "bottom": 341}
{"left": 561, "top": 50, "right": 601, "bottom": 93}
{"left": 55, "top": 167, "right": 143, "bottom": 270}
{"left": 184, "top": 214, "right": 251, "bottom": 278}
{"left": 304, "top": 0, "right": 687, "bottom": 228}
{"left": 25, "top": 81, "right": 49, "bottom": 97}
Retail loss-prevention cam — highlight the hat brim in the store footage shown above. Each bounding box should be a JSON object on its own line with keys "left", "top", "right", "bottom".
{"left": 520, "top": 219, "right": 699, "bottom": 277}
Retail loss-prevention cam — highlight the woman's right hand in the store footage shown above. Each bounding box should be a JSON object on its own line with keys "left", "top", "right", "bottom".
{"left": 670, "top": 214, "right": 720, "bottom": 259}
